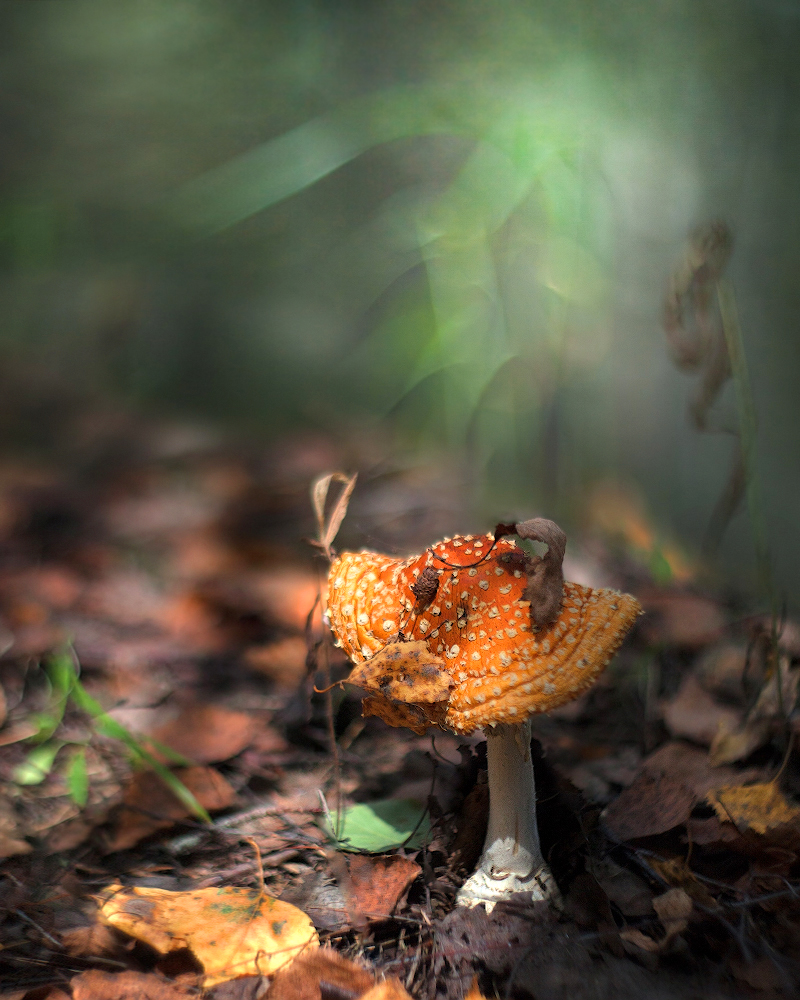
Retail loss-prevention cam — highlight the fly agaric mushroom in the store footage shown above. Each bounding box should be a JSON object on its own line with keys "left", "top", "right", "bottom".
{"left": 327, "top": 520, "right": 641, "bottom": 909}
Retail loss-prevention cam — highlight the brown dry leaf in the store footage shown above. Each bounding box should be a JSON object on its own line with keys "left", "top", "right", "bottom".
{"left": 620, "top": 888, "right": 692, "bottom": 955}
{"left": 311, "top": 472, "right": 358, "bottom": 560}
{"left": 348, "top": 641, "right": 453, "bottom": 704}
{"left": 709, "top": 717, "right": 772, "bottom": 766}
{"left": 0, "top": 798, "right": 31, "bottom": 859}
{"left": 638, "top": 587, "right": 726, "bottom": 649}
{"left": 250, "top": 568, "right": 319, "bottom": 632}
{"left": 710, "top": 661, "right": 799, "bottom": 765}
{"left": 730, "top": 955, "right": 791, "bottom": 992}
{"left": 618, "top": 927, "right": 663, "bottom": 955}
{"left": 60, "top": 913, "right": 120, "bottom": 957}
{"left": 0, "top": 832, "right": 32, "bottom": 859}
{"left": 162, "top": 591, "right": 226, "bottom": 650}
{"left": 108, "top": 765, "right": 236, "bottom": 851}
{"left": 695, "top": 642, "right": 749, "bottom": 699}
{"left": 641, "top": 741, "right": 764, "bottom": 799}
{"left": 647, "top": 857, "right": 717, "bottom": 908}
{"left": 652, "top": 887, "right": 692, "bottom": 936}
{"left": 152, "top": 703, "right": 259, "bottom": 763}
{"left": 660, "top": 674, "right": 741, "bottom": 747}
{"left": 340, "top": 854, "right": 421, "bottom": 924}
{"left": 244, "top": 637, "right": 307, "bottom": 688}
{"left": 99, "top": 883, "right": 318, "bottom": 987}
{"left": 266, "top": 946, "right": 373, "bottom": 1000}
{"left": 602, "top": 772, "right": 695, "bottom": 841}
{"left": 70, "top": 969, "right": 193, "bottom": 1000}
{"left": 360, "top": 981, "right": 414, "bottom": 1000}
{"left": 706, "top": 781, "right": 800, "bottom": 836}
{"left": 590, "top": 857, "right": 654, "bottom": 917}
{"left": 0, "top": 719, "right": 40, "bottom": 746}
{"left": 361, "top": 695, "right": 440, "bottom": 736}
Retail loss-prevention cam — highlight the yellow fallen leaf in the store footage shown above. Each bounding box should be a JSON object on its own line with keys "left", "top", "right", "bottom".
{"left": 361, "top": 979, "right": 415, "bottom": 1000}
{"left": 464, "top": 975, "right": 490, "bottom": 1000}
{"left": 99, "top": 883, "right": 318, "bottom": 986}
{"left": 348, "top": 642, "right": 453, "bottom": 704}
{"left": 706, "top": 781, "right": 800, "bottom": 835}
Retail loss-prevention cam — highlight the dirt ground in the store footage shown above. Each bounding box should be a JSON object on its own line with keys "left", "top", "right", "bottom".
{"left": 1, "top": 402, "right": 799, "bottom": 1000}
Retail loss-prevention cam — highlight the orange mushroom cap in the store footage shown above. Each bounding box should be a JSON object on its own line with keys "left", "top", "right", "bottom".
{"left": 328, "top": 531, "right": 642, "bottom": 735}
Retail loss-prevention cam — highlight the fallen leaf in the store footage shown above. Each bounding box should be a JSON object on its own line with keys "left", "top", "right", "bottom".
{"left": 652, "top": 887, "right": 692, "bottom": 936}
{"left": 706, "top": 781, "right": 800, "bottom": 836}
{"left": 695, "top": 642, "right": 749, "bottom": 700}
{"left": 0, "top": 719, "right": 41, "bottom": 746}
{"left": 730, "top": 955, "right": 789, "bottom": 992}
{"left": 709, "top": 716, "right": 772, "bottom": 767}
{"left": 646, "top": 857, "right": 717, "bottom": 907}
{"left": 337, "top": 854, "right": 421, "bottom": 924}
{"left": 205, "top": 975, "right": 268, "bottom": 1000}
{"left": 347, "top": 641, "right": 453, "bottom": 704}
{"left": 660, "top": 674, "right": 741, "bottom": 747}
{"left": 641, "top": 741, "right": 764, "bottom": 799}
{"left": 99, "top": 883, "right": 318, "bottom": 986}
{"left": 152, "top": 703, "right": 259, "bottom": 763}
{"left": 108, "top": 766, "right": 236, "bottom": 851}
{"left": 267, "top": 947, "right": 373, "bottom": 1000}
{"left": 710, "top": 661, "right": 799, "bottom": 765}
{"left": 324, "top": 799, "right": 431, "bottom": 852}
{"left": 590, "top": 857, "right": 654, "bottom": 917}
{"left": 59, "top": 912, "right": 120, "bottom": 957}
{"left": 685, "top": 815, "right": 743, "bottom": 848}
{"left": 0, "top": 832, "right": 32, "bottom": 859}
{"left": 638, "top": 587, "right": 726, "bottom": 648}
{"left": 464, "top": 977, "right": 489, "bottom": 1000}
{"left": 619, "top": 927, "right": 663, "bottom": 954}
{"left": 71, "top": 969, "right": 193, "bottom": 1000}
{"left": 250, "top": 568, "right": 318, "bottom": 632}
{"left": 602, "top": 772, "right": 695, "bottom": 841}
{"left": 361, "top": 695, "right": 441, "bottom": 735}
{"left": 619, "top": 888, "right": 692, "bottom": 955}
{"left": 244, "top": 637, "right": 308, "bottom": 688}
{"left": 361, "top": 981, "right": 414, "bottom": 1000}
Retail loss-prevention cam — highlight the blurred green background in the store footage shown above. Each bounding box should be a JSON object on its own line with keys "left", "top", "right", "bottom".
{"left": 1, "top": 0, "right": 799, "bottom": 605}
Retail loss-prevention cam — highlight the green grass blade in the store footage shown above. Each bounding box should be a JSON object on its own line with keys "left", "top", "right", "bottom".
{"left": 66, "top": 745, "right": 89, "bottom": 807}
{"left": 69, "top": 677, "right": 211, "bottom": 824}
{"left": 14, "top": 741, "right": 64, "bottom": 785}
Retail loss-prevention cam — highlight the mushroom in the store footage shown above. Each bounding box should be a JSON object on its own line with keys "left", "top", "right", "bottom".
{"left": 326, "top": 520, "right": 641, "bottom": 909}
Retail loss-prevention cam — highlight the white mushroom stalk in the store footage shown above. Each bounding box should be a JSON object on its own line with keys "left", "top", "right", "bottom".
{"left": 456, "top": 720, "right": 559, "bottom": 910}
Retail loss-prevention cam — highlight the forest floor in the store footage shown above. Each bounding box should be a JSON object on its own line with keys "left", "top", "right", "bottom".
{"left": 1, "top": 399, "right": 799, "bottom": 1000}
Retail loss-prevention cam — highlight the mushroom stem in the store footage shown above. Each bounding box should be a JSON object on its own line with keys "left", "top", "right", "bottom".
{"left": 456, "top": 721, "right": 560, "bottom": 910}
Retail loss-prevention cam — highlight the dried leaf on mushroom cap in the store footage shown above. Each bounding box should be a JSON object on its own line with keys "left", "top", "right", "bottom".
{"left": 347, "top": 640, "right": 453, "bottom": 704}
{"left": 328, "top": 531, "right": 642, "bottom": 735}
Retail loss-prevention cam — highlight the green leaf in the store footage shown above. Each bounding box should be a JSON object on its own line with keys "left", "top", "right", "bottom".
{"left": 27, "top": 650, "right": 78, "bottom": 743}
{"left": 66, "top": 746, "right": 89, "bottom": 807}
{"left": 69, "top": 675, "right": 211, "bottom": 824}
{"left": 323, "top": 798, "right": 431, "bottom": 853}
{"left": 14, "top": 741, "right": 64, "bottom": 785}
{"left": 649, "top": 546, "right": 673, "bottom": 586}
